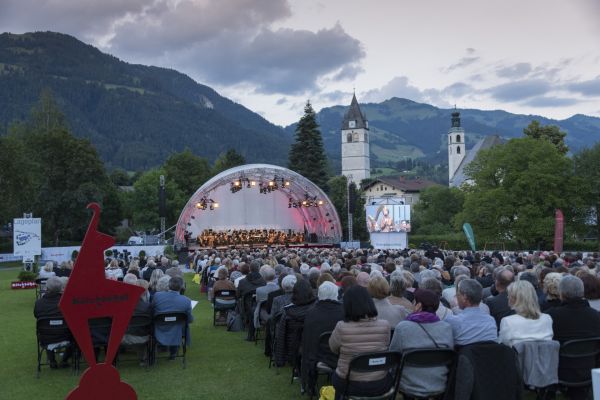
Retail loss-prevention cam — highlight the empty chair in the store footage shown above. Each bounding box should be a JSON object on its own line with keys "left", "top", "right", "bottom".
{"left": 557, "top": 337, "right": 600, "bottom": 399}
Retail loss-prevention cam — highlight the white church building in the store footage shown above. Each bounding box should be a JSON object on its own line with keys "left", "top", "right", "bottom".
{"left": 448, "top": 111, "right": 502, "bottom": 187}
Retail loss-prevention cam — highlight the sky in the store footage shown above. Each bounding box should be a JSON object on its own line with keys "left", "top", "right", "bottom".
{"left": 1, "top": 0, "right": 600, "bottom": 126}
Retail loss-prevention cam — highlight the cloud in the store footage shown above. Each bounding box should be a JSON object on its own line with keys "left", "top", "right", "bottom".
{"left": 1, "top": 0, "right": 364, "bottom": 95}
{"left": 523, "top": 97, "right": 581, "bottom": 107}
{"left": 447, "top": 56, "right": 480, "bottom": 71}
{"left": 276, "top": 97, "right": 288, "bottom": 105}
{"left": 565, "top": 78, "right": 600, "bottom": 96}
{"left": 443, "top": 82, "right": 473, "bottom": 98}
{"left": 496, "top": 62, "right": 532, "bottom": 78}
{"left": 485, "top": 79, "right": 551, "bottom": 102}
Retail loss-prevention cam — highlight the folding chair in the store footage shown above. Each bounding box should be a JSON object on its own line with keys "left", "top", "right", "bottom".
{"left": 152, "top": 312, "right": 189, "bottom": 368}
{"left": 309, "top": 331, "right": 338, "bottom": 400}
{"left": 397, "top": 348, "right": 455, "bottom": 399}
{"left": 513, "top": 340, "right": 559, "bottom": 400}
{"left": 213, "top": 290, "right": 236, "bottom": 326}
{"left": 557, "top": 337, "right": 600, "bottom": 397}
{"left": 36, "top": 317, "right": 73, "bottom": 378}
{"left": 341, "top": 351, "right": 402, "bottom": 400}
{"left": 117, "top": 315, "right": 152, "bottom": 369}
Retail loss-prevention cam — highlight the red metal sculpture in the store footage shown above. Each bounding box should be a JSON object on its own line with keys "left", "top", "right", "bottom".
{"left": 59, "top": 203, "right": 143, "bottom": 399}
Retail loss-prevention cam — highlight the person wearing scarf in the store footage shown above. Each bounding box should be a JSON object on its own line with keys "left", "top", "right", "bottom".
{"left": 389, "top": 289, "right": 454, "bottom": 399}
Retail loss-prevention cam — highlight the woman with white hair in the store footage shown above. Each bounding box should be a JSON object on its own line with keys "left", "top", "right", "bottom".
{"left": 498, "top": 280, "right": 553, "bottom": 347}
{"left": 301, "top": 281, "right": 344, "bottom": 396}
{"left": 38, "top": 261, "right": 56, "bottom": 279}
{"left": 271, "top": 274, "right": 297, "bottom": 318}
{"left": 105, "top": 258, "right": 123, "bottom": 280}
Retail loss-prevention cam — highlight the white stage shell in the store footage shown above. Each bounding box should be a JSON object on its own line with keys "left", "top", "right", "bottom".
{"left": 174, "top": 164, "right": 342, "bottom": 245}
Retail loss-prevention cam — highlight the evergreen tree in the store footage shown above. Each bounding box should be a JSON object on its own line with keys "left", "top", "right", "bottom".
{"left": 289, "top": 101, "right": 329, "bottom": 190}
{"left": 523, "top": 120, "right": 568, "bottom": 154}
{"left": 212, "top": 149, "right": 246, "bottom": 175}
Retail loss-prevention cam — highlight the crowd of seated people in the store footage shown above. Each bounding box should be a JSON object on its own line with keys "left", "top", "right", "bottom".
{"left": 197, "top": 229, "right": 304, "bottom": 247}
{"left": 194, "top": 247, "right": 600, "bottom": 399}
{"left": 34, "top": 254, "right": 193, "bottom": 369}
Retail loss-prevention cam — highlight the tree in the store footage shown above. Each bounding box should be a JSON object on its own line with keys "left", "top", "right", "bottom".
{"left": 164, "top": 149, "right": 212, "bottom": 198}
{"left": 412, "top": 186, "right": 464, "bottom": 234}
{"left": 8, "top": 90, "right": 121, "bottom": 243}
{"left": 289, "top": 101, "right": 329, "bottom": 191}
{"left": 130, "top": 169, "right": 186, "bottom": 230}
{"left": 573, "top": 143, "right": 600, "bottom": 247}
{"left": 523, "top": 120, "right": 568, "bottom": 154}
{"left": 458, "top": 137, "right": 573, "bottom": 248}
{"left": 109, "top": 168, "right": 131, "bottom": 186}
{"left": 212, "top": 149, "right": 246, "bottom": 176}
{"left": 326, "top": 176, "right": 368, "bottom": 242}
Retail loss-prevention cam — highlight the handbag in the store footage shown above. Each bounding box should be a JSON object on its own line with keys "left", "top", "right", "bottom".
{"left": 226, "top": 310, "right": 244, "bottom": 332}
{"left": 319, "top": 385, "right": 335, "bottom": 400}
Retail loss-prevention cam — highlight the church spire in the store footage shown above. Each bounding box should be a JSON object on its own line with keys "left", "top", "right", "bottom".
{"left": 342, "top": 93, "right": 368, "bottom": 130}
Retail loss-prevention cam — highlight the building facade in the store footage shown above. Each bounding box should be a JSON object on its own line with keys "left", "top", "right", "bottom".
{"left": 341, "top": 94, "right": 370, "bottom": 183}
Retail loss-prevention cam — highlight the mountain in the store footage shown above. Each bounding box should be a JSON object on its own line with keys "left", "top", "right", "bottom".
{"left": 287, "top": 97, "right": 600, "bottom": 170}
{"left": 0, "top": 31, "right": 291, "bottom": 170}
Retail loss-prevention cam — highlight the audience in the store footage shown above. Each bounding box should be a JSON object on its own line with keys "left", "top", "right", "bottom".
{"left": 446, "top": 279, "right": 497, "bottom": 346}
{"left": 367, "top": 276, "right": 408, "bottom": 327}
{"left": 34, "top": 277, "right": 72, "bottom": 368}
{"left": 151, "top": 277, "right": 193, "bottom": 360}
{"left": 390, "top": 289, "right": 453, "bottom": 398}
{"left": 485, "top": 268, "right": 515, "bottom": 328}
{"left": 388, "top": 271, "right": 415, "bottom": 312}
{"left": 329, "top": 285, "right": 391, "bottom": 400}
{"left": 498, "top": 280, "right": 553, "bottom": 347}
{"left": 38, "top": 262, "right": 56, "bottom": 279}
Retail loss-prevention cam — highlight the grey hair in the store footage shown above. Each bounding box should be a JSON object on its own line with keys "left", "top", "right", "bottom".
{"left": 281, "top": 274, "right": 297, "bottom": 292}
{"left": 46, "top": 276, "right": 63, "bottom": 294}
{"left": 123, "top": 273, "right": 138, "bottom": 285}
{"left": 44, "top": 261, "right": 54, "bottom": 272}
{"left": 559, "top": 275, "right": 584, "bottom": 301}
{"left": 318, "top": 281, "right": 339, "bottom": 301}
{"left": 420, "top": 278, "right": 443, "bottom": 297}
{"left": 451, "top": 265, "right": 470, "bottom": 279}
{"left": 389, "top": 270, "right": 407, "bottom": 297}
{"left": 259, "top": 265, "right": 275, "bottom": 282}
{"left": 156, "top": 276, "right": 171, "bottom": 292}
{"left": 457, "top": 279, "right": 483, "bottom": 305}
{"left": 169, "top": 276, "right": 184, "bottom": 292}
{"left": 420, "top": 269, "right": 438, "bottom": 281}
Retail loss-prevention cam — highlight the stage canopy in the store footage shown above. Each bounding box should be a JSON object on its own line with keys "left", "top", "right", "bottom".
{"left": 174, "top": 164, "right": 342, "bottom": 246}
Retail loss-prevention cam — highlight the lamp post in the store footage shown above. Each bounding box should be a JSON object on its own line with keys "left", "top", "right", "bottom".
{"left": 347, "top": 175, "right": 353, "bottom": 243}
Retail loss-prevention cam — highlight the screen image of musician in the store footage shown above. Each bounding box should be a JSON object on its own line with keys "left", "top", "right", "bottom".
{"left": 366, "top": 204, "right": 411, "bottom": 233}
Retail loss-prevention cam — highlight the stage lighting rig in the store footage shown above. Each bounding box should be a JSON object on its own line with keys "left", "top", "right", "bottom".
{"left": 195, "top": 196, "right": 219, "bottom": 211}
{"left": 288, "top": 193, "right": 325, "bottom": 208}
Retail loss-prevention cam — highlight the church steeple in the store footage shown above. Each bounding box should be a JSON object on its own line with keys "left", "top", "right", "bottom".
{"left": 342, "top": 93, "right": 368, "bottom": 130}
{"left": 341, "top": 93, "right": 370, "bottom": 183}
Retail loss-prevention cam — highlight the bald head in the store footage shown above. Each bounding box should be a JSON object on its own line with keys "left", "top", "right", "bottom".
{"left": 496, "top": 269, "right": 514, "bottom": 292}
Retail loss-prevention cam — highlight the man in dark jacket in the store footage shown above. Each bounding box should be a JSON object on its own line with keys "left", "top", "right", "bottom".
{"left": 547, "top": 275, "right": 600, "bottom": 399}
{"left": 300, "top": 281, "right": 344, "bottom": 396}
{"left": 484, "top": 268, "right": 514, "bottom": 329}
{"left": 34, "top": 277, "right": 72, "bottom": 368}
{"left": 237, "top": 260, "right": 266, "bottom": 341}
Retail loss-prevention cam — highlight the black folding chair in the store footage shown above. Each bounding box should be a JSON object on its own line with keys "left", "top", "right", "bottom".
{"left": 341, "top": 351, "right": 402, "bottom": 400}
{"left": 268, "top": 312, "right": 284, "bottom": 369}
{"left": 117, "top": 315, "right": 152, "bottom": 369}
{"left": 397, "top": 348, "right": 455, "bottom": 399}
{"left": 36, "top": 317, "right": 73, "bottom": 378}
{"left": 557, "top": 337, "right": 600, "bottom": 395}
{"left": 152, "top": 312, "right": 189, "bottom": 368}
{"left": 213, "top": 290, "right": 236, "bottom": 326}
{"left": 309, "top": 331, "right": 338, "bottom": 400}
{"left": 35, "top": 278, "right": 48, "bottom": 299}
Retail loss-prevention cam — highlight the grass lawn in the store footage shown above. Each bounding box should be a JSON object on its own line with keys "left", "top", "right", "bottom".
{"left": 0, "top": 268, "right": 300, "bottom": 399}
{"left": 0, "top": 266, "right": 561, "bottom": 399}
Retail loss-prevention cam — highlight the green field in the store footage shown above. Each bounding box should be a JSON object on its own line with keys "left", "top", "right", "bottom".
{"left": 0, "top": 268, "right": 300, "bottom": 399}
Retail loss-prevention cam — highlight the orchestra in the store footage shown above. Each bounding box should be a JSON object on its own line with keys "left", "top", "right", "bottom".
{"left": 196, "top": 229, "right": 305, "bottom": 247}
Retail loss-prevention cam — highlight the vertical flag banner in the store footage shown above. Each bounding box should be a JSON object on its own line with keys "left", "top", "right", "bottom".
{"left": 462, "top": 223, "right": 477, "bottom": 252}
{"left": 554, "top": 209, "right": 564, "bottom": 253}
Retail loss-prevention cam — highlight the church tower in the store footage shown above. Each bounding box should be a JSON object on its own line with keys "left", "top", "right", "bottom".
{"left": 448, "top": 110, "right": 466, "bottom": 184}
{"left": 341, "top": 94, "right": 370, "bottom": 183}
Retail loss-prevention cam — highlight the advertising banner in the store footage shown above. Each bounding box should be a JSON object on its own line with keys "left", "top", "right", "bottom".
{"left": 13, "top": 218, "right": 42, "bottom": 257}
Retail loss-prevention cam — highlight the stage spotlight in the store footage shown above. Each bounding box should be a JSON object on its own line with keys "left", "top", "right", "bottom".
{"left": 302, "top": 201, "right": 308, "bottom": 206}
{"left": 251, "top": 181, "right": 256, "bottom": 186}
{"left": 268, "top": 181, "right": 274, "bottom": 187}
{"left": 195, "top": 202, "right": 203, "bottom": 209}
{"left": 213, "top": 202, "right": 219, "bottom": 208}
{"left": 234, "top": 180, "right": 240, "bottom": 186}
{"left": 285, "top": 181, "right": 290, "bottom": 187}
{"left": 318, "top": 200, "right": 324, "bottom": 205}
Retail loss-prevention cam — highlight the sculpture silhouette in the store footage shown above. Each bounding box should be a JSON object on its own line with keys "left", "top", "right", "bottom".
{"left": 59, "top": 203, "right": 143, "bottom": 399}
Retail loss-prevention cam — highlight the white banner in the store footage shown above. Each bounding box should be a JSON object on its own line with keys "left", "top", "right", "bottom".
{"left": 40, "top": 245, "right": 167, "bottom": 264}
{"left": 369, "top": 232, "right": 408, "bottom": 250}
{"left": 0, "top": 253, "right": 23, "bottom": 263}
{"left": 13, "top": 218, "right": 42, "bottom": 256}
